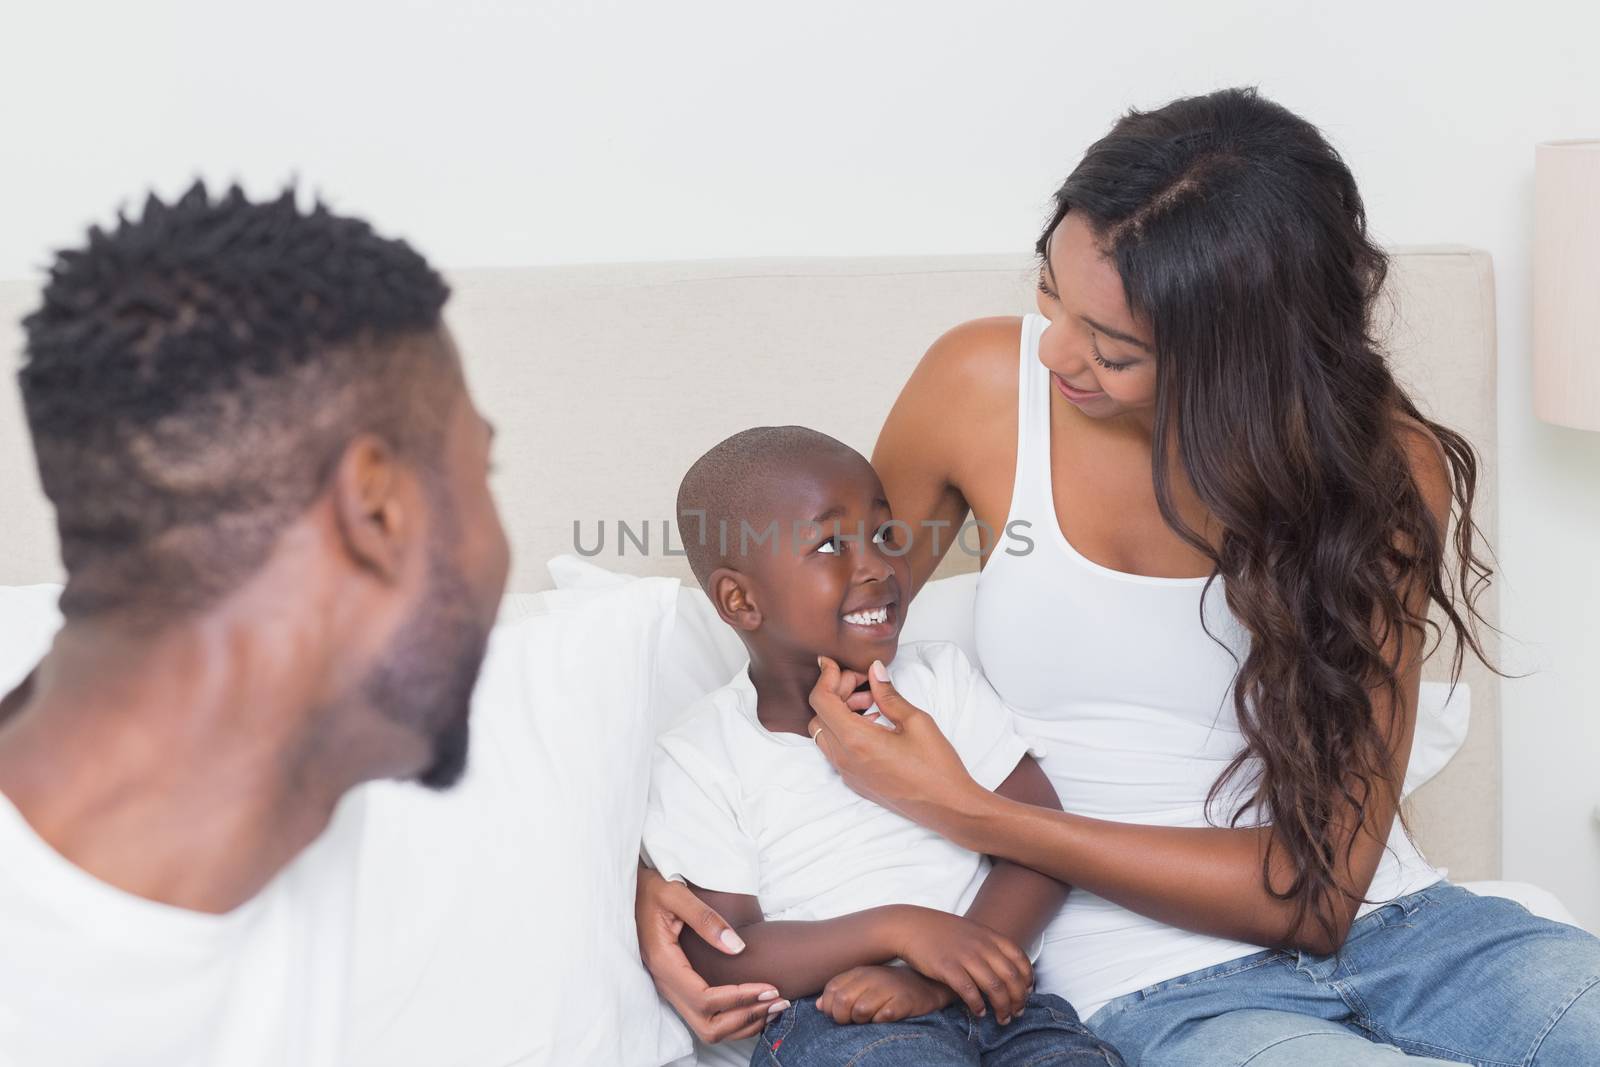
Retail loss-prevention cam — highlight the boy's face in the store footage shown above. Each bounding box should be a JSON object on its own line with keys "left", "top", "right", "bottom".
{"left": 737, "top": 452, "right": 910, "bottom": 674}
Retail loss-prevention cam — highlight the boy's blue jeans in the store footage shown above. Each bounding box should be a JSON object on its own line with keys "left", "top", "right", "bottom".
{"left": 1086, "top": 882, "right": 1600, "bottom": 1065}
{"left": 752, "top": 992, "right": 1125, "bottom": 1065}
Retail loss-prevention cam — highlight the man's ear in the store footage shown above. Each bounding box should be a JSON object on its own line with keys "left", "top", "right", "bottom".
{"left": 708, "top": 567, "right": 761, "bottom": 632}
{"left": 331, "top": 434, "right": 412, "bottom": 583}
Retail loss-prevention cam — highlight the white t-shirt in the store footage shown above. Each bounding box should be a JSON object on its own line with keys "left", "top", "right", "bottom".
{"left": 643, "top": 639, "right": 1041, "bottom": 927}
{"left": 646, "top": 639, "right": 1036, "bottom": 921}
{"left": 0, "top": 578, "right": 691, "bottom": 1067}
{"left": 643, "top": 641, "right": 1043, "bottom": 1067}
{"left": 0, "top": 787, "right": 364, "bottom": 1067}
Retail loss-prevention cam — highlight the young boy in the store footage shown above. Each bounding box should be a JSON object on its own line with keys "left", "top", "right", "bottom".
{"left": 642, "top": 426, "right": 1124, "bottom": 1067}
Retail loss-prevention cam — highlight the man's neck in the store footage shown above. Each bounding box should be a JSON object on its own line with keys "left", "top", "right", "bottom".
{"left": 0, "top": 612, "right": 360, "bottom": 915}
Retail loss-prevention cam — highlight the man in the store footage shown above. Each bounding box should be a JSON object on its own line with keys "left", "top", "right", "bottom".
{"left": 0, "top": 183, "right": 510, "bottom": 1066}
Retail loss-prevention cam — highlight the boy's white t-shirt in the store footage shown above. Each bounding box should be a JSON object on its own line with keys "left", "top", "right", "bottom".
{"left": 0, "top": 786, "right": 365, "bottom": 1067}
{"left": 643, "top": 641, "right": 1043, "bottom": 1067}
{"left": 643, "top": 639, "right": 1041, "bottom": 925}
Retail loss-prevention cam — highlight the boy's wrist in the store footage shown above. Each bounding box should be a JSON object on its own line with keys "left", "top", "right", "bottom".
{"left": 877, "top": 904, "right": 932, "bottom": 958}
{"left": 906, "top": 968, "right": 958, "bottom": 1009}
{"left": 876, "top": 908, "right": 934, "bottom": 966}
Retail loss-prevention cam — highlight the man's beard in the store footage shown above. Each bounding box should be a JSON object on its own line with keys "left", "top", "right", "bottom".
{"left": 361, "top": 538, "right": 492, "bottom": 791}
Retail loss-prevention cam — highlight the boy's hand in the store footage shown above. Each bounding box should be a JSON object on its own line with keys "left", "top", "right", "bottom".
{"left": 816, "top": 965, "right": 953, "bottom": 1025}
{"left": 889, "top": 908, "right": 1033, "bottom": 1024}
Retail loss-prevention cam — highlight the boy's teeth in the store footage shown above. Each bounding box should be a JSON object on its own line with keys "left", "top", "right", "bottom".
{"left": 844, "top": 606, "right": 889, "bottom": 625}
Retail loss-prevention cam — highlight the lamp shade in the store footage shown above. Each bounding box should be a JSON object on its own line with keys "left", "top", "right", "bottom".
{"left": 1533, "top": 139, "right": 1600, "bottom": 431}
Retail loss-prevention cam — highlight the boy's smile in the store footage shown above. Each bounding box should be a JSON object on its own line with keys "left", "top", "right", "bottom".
{"left": 838, "top": 586, "right": 900, "bottom": 649}
{"left": 744, "top": 449, "right": 910, "bottom": 677}
{"left": 682, "top": 428, "right": 914, "bottom": 734}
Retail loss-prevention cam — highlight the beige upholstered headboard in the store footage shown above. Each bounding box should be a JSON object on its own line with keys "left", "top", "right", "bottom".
{"left": 0, "top": 247, "right": 1500, "bottom": 879}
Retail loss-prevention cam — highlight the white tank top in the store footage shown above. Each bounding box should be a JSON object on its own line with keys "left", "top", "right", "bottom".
{"left": 973, "top": 314, "right": 1440, "bottom": 1019}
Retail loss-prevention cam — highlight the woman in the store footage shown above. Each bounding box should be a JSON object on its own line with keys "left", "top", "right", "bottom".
{"left": 638, "top": 88, "right": 1600, "bottom": 1064}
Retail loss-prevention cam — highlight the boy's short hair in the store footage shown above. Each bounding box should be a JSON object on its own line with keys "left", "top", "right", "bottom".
{"left": 676, "top": 425, "right": 857, "bottom": 589}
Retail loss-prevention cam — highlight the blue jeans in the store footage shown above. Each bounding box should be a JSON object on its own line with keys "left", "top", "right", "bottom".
{"left": 1086, "top": 882, "right": 1600, "bottom": 1065}
{"left": 754, "top": 992, "right": 1125, "bottom": 1065}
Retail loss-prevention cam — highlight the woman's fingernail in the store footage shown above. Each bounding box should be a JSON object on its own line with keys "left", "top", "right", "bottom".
{"left": 870, "top": 660, "right": 888, "bottom": 682}
{"left": 816, "top": 656, "right": 823, "bottom": 668}
{"left": 720, "top": 929, "right": 746, "bottom": 953}
{"left": 758, "top": 990, "right": 780, "bottom": 1001}
{"left": 767, "top": 999, "right": 791, "bottom": 1014}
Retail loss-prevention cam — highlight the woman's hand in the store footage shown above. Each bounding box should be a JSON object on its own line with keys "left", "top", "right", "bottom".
{"left": 807, "top": 656, "right": 985, "bottom": 835}
{"left": 634, "top": 865, "right": 781, "bottom": 1043}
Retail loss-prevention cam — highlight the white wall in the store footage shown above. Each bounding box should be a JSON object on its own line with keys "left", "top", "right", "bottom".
{"left": 4, "top": 0, "right": 1597, "bottom": 925}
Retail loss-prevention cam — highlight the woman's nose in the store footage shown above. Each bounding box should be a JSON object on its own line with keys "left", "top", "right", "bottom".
{"left": 1038, "top": 321, "right": 1086, "bottom": 376}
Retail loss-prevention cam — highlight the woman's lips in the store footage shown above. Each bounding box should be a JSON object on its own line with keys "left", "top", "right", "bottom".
{"left": 1052, "top": 372, "right": 1105, "bottom": 405}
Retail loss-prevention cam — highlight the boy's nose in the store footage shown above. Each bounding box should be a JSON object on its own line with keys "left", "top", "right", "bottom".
{"left": 855, "top": 547, "right": 896, "bottom": 586}
{"left": 857, "top": 552, "right": 889, "bottom": 578}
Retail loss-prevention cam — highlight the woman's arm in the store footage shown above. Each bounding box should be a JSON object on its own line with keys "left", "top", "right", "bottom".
{"left": 850, "top": 326, "right": 1451, "bottom": 955}
{"left": 678, "top": 887, "right": 904, "bottom": 997}
{"left": 871, "top": 318, "right": 1019, "bottom": 595}
{"left": 963, "top": 756, "right": 1070, "bottom": 952}
{"left": 635, "top": 865, "right": 780, "bottom": 1044}
{"left": 810, "top": 542, "right": 1434, "bottom": 961}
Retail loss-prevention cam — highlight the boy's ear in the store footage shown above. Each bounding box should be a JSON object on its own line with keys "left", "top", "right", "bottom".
{"left": 708, "top": 567, "right": 761, "bottom": 632}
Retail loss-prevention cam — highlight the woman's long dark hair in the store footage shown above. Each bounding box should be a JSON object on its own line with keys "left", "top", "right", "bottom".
{"left": 1038, "top": 87, "right": 1495, "bottom": 945}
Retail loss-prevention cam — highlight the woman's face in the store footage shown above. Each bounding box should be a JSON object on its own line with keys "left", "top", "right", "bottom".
{"left": 1035, "top": 211, "right": 1158, "bottom": 419}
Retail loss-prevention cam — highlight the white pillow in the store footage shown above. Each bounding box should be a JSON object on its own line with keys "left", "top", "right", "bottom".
{"left": 546, "top": 555, "right": 746, "bottom": 730}
{"left": 344, "top": 575, "right": 692, "bottom": 1067}
{"left": 1404, "top": 680, "right": 1471, "bottom": 799}
{"left": 541, "top": 559, "right": 1469, "bottom": 799}
{"left": 893, "top": 570, "right": 980, "bottom": 664}
{"left": 1459, "top": 880, "right": 1583, "bottom": 928}
{"left": 0, "top": 584, "right": 64, "bottom": 693}
{"left": 495, "top": 590, "right": 555, "bottom": 623}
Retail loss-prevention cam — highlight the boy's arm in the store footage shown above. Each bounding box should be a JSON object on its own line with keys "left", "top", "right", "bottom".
{"left": 816, "top": 756, "right": 1067, "bottom": 1028}
{"left": 963, "top": 755, "right": 1070, "bottom": 950}
{"left": 681, "top": 887, "right": 1030, "bottom": 1015}
{"left": 679, "top": 888, "right": 909, "bottom": 1000}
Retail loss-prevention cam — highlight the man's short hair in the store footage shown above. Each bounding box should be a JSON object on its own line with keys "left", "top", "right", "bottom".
{"left": 20, "top": 182, "right": 453, "bottom": 618}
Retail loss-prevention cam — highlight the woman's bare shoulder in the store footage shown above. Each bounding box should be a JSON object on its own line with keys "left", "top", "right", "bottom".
{"left": 877, "top": 317, "right": 1022, "bottom": 509}
{"left": 900, "top": 316, "right": 1022, "bottom": 417}
{"left": 1393, "top": 412, "right": 1454, "bottom": 530}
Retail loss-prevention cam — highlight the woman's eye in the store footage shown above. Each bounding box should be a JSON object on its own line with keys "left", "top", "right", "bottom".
{"left": 1092, "top": 352, "right": 1133, "bottom": 372}
{"left": 872, "top": 525, "right": 893, "bottom": 546}
{"left": 1090, "top": 337, "right": 1134, "bottom": 373}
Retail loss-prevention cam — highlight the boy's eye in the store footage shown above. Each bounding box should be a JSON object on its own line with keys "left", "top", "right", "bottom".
{"left": 872, "top": 525, "right": 894, "bottom": 547}
{"left": 815, "top": 536, "right": 840, "bottom": 555}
